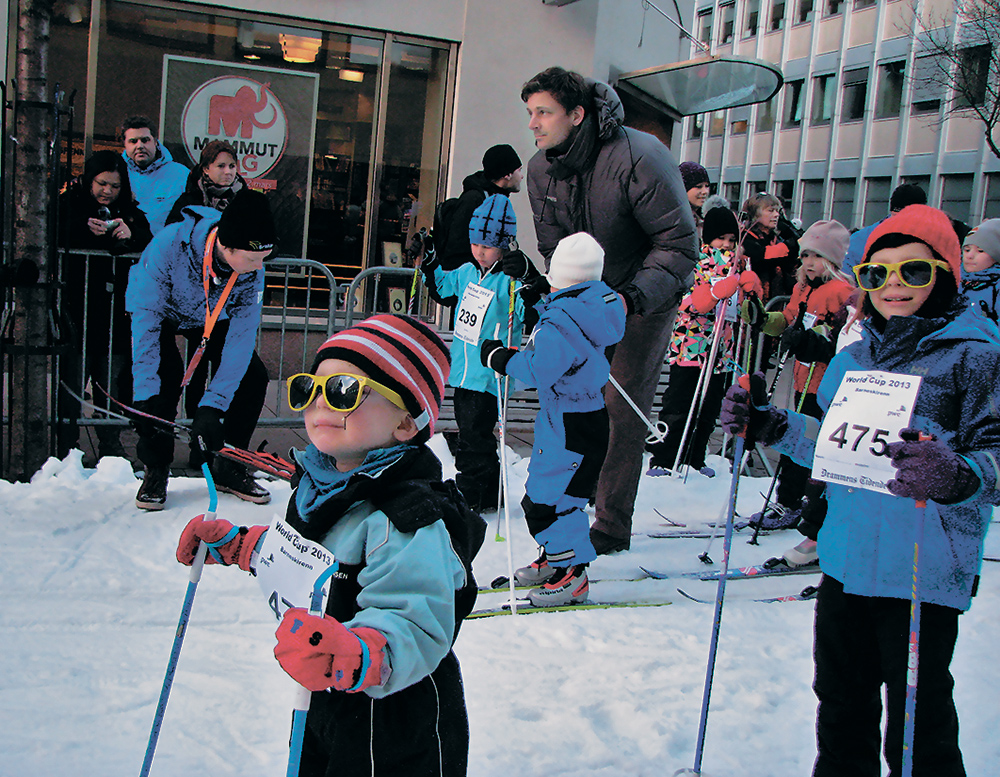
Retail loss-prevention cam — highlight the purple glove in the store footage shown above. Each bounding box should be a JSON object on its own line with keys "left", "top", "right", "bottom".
{"left": 885, "top": 428, "right": 980, "bottom": 504}
{"left": 719, "top": 372, "right": 789, "bottom": 446}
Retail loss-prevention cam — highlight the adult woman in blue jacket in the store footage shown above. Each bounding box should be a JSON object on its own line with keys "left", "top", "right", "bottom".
{"left": 722, "top": 205, "right": 1000, "bottom": 777}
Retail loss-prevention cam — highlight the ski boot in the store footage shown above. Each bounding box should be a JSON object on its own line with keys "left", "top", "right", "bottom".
{"left": 527, "top": 564, "right": 589, "bottom": 607}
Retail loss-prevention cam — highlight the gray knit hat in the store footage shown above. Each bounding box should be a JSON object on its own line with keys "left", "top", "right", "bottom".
{"left": 963, "top": 219, "right": 1000, "bottom": 264}
{"left": 799, "top": 219, "right": 850, "bottom": 269}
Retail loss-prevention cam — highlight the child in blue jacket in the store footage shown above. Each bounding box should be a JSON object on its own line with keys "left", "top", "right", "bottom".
{"left": 481, "top": 232, "right": 626, "bottom": 606}
{"left": 421, "top": 194, "right": 525, "bottom": 512}
{"left": 722, "top": 205, "right": 1000, "bottom": 776}
{"left": 960, "top": 217, "right": 1000, "bottom": 326}
{"left": 175, "top": 314, "right": 486, "bottom": 777}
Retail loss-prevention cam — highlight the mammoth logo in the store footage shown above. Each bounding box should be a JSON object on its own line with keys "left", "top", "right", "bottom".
{"left": 181, "top": 75, "right": 288, "bottom": 181}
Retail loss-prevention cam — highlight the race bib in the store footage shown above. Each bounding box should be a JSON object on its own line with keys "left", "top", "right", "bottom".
{"left": 454, "top": 283, "right": 495, "bottom": 345}
{"left": 255, "top": 514, "right": 337, "bottom": 621}
{"left": 812, "top": 370, "right": 922, "bottom": 494}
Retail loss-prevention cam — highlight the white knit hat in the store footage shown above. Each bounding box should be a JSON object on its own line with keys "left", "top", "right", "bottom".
{"left": 546, "top": 232, "right": 605, "bottom": 289}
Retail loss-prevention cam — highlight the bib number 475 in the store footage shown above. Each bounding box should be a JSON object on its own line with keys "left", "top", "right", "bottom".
{"left": 827, "top": 422, "right": 891, "bottom": 457}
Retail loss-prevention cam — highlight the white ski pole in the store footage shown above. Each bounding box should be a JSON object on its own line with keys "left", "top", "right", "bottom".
{"left": 491, "top": 321, "right": 518, "bottom": 614}
{"left": 608, "top": 374, "right": 663, "bottom": 441}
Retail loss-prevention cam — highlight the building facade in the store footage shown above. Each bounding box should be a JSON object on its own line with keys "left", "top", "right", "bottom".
{"left": 682, "top": 0, "right": 1000, "bottom": 230}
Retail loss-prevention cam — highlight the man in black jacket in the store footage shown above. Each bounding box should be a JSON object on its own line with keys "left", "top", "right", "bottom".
{"left": 520, "top": 66, "right": 698, "bottom": 554}
{"left": 438, "top": 143, "right": 523, "bottom": 270}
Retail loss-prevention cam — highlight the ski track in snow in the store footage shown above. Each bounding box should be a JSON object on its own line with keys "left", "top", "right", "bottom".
{"left": 2, "top": 441, "right": 998, "bottom": 776}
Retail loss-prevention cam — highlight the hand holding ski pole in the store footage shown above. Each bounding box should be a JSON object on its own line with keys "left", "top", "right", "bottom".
{"left": 885, "top": 428, "right": 980, "bottom": 505}
{"left": 719, "top": 372, "right": 788, "bottom": 446}
{"left": 176, "top": 517, "right": 266, "bottom": 571}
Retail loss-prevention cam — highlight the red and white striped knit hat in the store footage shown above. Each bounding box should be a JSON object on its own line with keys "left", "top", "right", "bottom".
{"left": 311, "top": 314, "right": 450, "bottom": 439}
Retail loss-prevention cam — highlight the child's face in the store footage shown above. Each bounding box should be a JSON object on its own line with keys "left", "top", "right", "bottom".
{"left": 865, "top": 242, "right": 938, "bottom": 320}
{"left": 962, "top": 243, "right": 996, "bottom": 274}
{"left": 756, "top": 205, "right": 780, "bottom": 231}
{"left": 472, "top": 244, "right": 502, "bottom": 270}
{"left": 800, "top": 249, "right": 827, "bottom": 281}
{"left": 709, "top": 233, "right": 736, "bottom": 252}
{"left": 303, "top": 358, "right": 416, "bottom": 471}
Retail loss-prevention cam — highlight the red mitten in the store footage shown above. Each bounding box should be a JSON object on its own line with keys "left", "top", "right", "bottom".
{"left": 712, "top": 274, "right": 741, "bottom": 300}
{"left": 274, "top": 609, "right": 388, "bottom": 693}
{"left": 175, "top": 516, "right": 266, "bottom": 572}
{"left": 739, "top": 270, "right": 764, "bottom": 298}
{"left": 688, "top": 283, "right": 717, "bottom": 314}
{"left": 764, "top": 243, "right": 790, "bottom": 260}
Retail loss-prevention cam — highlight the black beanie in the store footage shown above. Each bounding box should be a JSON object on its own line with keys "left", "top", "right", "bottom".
{"left": 216, "top": 188, "right": 277, "bottom": 252}
{"left": 482, "top": 144, "right": 522, "bottom": 181}
{"left": 702, "top": 206, "right": 739, "bottom": 246}
{"left": 889, "top": 183, "right": 927, "bottom": 212}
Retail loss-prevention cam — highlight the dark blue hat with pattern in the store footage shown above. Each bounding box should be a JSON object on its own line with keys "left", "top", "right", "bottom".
{"left": 468, "top": 194, "right": 516, "bottom": 249}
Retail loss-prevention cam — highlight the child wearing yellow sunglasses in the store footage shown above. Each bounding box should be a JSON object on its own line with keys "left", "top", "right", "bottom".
{"left": 721, "top": 204, "right": 1000, "bottom": 775}
{"left": 174, "top": 314, "right": 486, "bottom": 776}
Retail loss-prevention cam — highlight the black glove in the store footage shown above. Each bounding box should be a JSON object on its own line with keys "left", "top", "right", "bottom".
{"left": 131, "top": 395, "right": 173, "bottom": 438}
{"left": 719, "top": 372, "right": 789, "bottom": 446}
{"left": 480, "top": 339, "right": 517, "bottom": 375}
{"left": 518, "top": 274, "right": 551, "bottom": 308}
{"left": 192, "top": 406, "right": 226, "bottom": 453}
{"left": 502, "top": 248, "right": 535, "bottom": 280}
{"left": 786, "top": 326, "right": 836, "bottom": 364}
{"left": 780, "top": 323, "right": 806, "bottom": 356}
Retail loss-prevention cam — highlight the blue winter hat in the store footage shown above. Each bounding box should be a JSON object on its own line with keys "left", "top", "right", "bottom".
{"left": 468, "top": 194, "right": 516, "bottom": 249}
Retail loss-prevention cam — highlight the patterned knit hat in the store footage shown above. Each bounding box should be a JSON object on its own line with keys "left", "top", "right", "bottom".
{"left": 311, "top": 314, "right": 450, "bottom": 440}
{"left": 863, "top": 205, "right": 962, "bottom": 280}
{"left": 679, "top": 161, "right": 710, "bottom": 192}
{"left": 468, "top": 194, "right": 516, "bottom": 248}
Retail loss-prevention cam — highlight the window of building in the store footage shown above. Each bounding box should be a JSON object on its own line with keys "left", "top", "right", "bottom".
{"left": 719, "top": 3, "right": 736, "bottom": 45}
{"left": 854, "top": 0, "right": 876, "bottom": 7}
{"left": 709, "top": 111, "right": 727, "bottom": 137}
{"left": 811, "top": 74, "right": 835, "bottom": 125}
{"left": 985, "top": 173, "right": 1000, "bottom": 220}
{"left": 698, "top": 9, "right": 713, "bottom": 46}
{"left": 748, "top": 181, "right": 769, "bottom": 198}
{"left": 825, "top": 0, "right": 844, "bottom": 15}
{"left": 841, "top": 67, "right": 868, "bottom": 122}
{"left": 954, "top": 45, "right": 992, "bottom": 109}
{"left": 689, "top": 114, "right": 704, "bottom": 139}
{"left": 797, "top": 0, "right": 815, "bottom": 24}
{"left": 800, "top": 179, "right": 825, "bottom": 226}
{"left": 725, "top": 182, "right": 743, "bottom": 208}
{"left": 874, "top": 61, "right": 905, "bottom": 119}
{"left": 940, "top": 174, "right": 975, "bottom": 224}
{"left": 744, "top": 0, "right": 761, "bottom": 38}
{"left": 863, "top": 177, "right": 892, "bottom": 225}
{"left": 731, "top": 119, "right": 749, "bottom": 135}
{"left": 902, "top": 176, "right": 932, "bottom": 201}
{"left": 774, "top": 180, "right": 795, "bottom": 214}
{"left": 831, "top": 178, "right": 858, "bottom": 228}
{"left": 783, "top": 79, "right": 805, "bottom": 128}
{"left": 756, "top": 99, "right": 776, "bottom": 131}
{"left": 770, "top": 2, "right": 786, "bottom": 32}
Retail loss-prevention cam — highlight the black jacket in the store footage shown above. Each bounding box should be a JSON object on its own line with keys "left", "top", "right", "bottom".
{"left": 438, "top": 171, "right": 508, "bottom": 270}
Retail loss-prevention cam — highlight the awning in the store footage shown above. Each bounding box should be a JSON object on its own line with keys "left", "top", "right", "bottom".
{"left": 618, "top": 56, "right": 783, "bottom": 117}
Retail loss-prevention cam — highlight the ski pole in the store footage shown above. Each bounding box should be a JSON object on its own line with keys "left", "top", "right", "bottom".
{"left": 491, "top": 319, "right": 519, "bottom": 614}
{"left": 287, "top": 563, "right": 340, "bottom": 777}
{"left": 407, "top": 228, "right": 428, "bottom": 314}
{"left": 608, "top": 374, "right": 664, "bottom": 441}
{"left": 692, "top": 432, "right": 747, "bottom": 774}
{"left": 901, "top": 433, "right": 932, "bottom": 777}
{"left": 139, "top": 449, "right": 218, "bottom": 777}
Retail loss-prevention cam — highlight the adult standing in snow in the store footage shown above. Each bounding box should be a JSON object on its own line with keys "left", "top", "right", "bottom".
{"left": 521, "top": 66, "right": 698, "bottom": 554}
{"left": 437, "top": 143, "right": 524, "bottom": 271}
{"left": 126, "top": 188, "right": 275, "bottom": 510}
{"left": 120, "top": 115, "right": 189, "bottom": 235}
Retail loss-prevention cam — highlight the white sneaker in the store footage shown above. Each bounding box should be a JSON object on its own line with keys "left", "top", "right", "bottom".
{"left": 783, "top": 538, "right": 818, "bottom": 567}
{"left": 527, "top": 565, "right": 589, "bottom": 607}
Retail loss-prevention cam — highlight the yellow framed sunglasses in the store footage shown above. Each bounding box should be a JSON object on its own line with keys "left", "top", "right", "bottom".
{"left": 286, "top": 372, "right": 406, "bottom": 413}
{"left": 853, "top": 259, "right": 951, "bottom": 292}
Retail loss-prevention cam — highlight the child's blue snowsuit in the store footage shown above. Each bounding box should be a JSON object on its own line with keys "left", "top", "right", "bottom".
{"left": 505, "top": 281, "right": 626, "bottom": 565}
{"left": 961, "top": 264, "right": 1000, "bottom": 328}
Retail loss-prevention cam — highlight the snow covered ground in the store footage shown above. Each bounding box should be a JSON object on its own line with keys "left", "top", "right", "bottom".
{"left": 3, "top": 440, "right": 999, "bottom": 777}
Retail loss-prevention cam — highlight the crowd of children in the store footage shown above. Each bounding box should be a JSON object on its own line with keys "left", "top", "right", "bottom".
{"left": 162, "top": 163, "right": 1000, "bottom": 775}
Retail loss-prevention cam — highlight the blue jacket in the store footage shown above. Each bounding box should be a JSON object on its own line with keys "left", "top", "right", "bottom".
{"left": 126, "top": 206, "right": 265, "bottom": 411}
{"left": 773, "top": 304, "right": 1000, "bottom": 610}
{"left": 425, "top": 262, "right": 524, "bottom": 396}
{"left": 842, "top": 219, "right": 883, "bottom": 280}
{"left": 507, "top": 281, "right": 626, "bottom": 412}
{"left": 123, "top": 143, "right": 189, "bottom": 235}
{"left": 961, "top": 264, "right": 1000, "bottom": 327}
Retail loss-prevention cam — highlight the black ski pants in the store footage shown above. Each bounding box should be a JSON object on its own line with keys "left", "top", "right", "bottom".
{"left": 812, "top": 575, "right": 965, "bottom": 777}
{"left": 452, "top": 387, "right": 500, "bottom": 511}
{"left": 135, "top": 319, "right": 269, "bottom": 468}
{"left": 651, "top": 364, "right": 727, "bottom": 470}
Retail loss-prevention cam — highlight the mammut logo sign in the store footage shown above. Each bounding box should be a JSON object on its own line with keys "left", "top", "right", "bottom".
{"left": 181, "top": 75, "right": 288, "bottom": 181}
